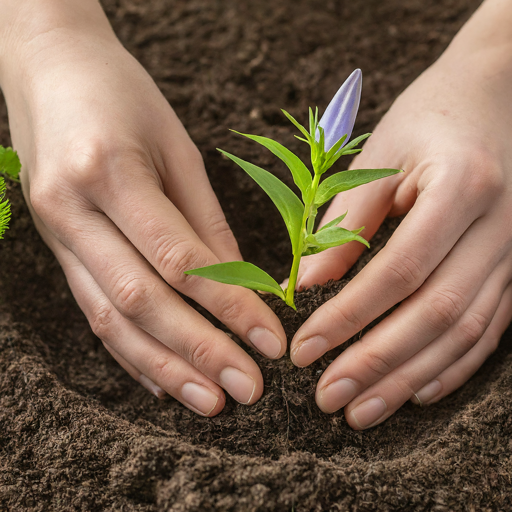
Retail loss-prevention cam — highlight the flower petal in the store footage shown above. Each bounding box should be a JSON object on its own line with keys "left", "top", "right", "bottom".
{"left": 318, "top": 69, "right": 362, "bottom": 151}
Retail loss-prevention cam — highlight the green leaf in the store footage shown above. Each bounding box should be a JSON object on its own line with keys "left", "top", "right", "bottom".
{"left": 0, "top": 146, "right": 21, "bottom": 182}
{"left": 325, "top": 134, "right": 348, "bottom": 160}
{"left": 0, "top": 178, "right": 11, "bottom": 240}
{"left": 302, "top": 226, "right": 369, "bottom": 256}
{"left": 340, "top": 149, "right": 362, "bottom": 155}
{"left": 341, "top": 133, "right": 371, "bottom": 154}
{"left": 218, "top": 149, "right": 304, "bottom": 253}
{"left": 281, "top": 109, "right": 310, "bottom": 140}
{"left": 317, "top": 211, "right": 348, "bottom": 232}
{"left": 309, "top": 107, "right": 315, "bottom": 135}
{"left": 185, "top": 261, "right": 285, "bottom": 299}
{"left": 231, "top": 131, "right": 312, "bottom": 200}
{"left": 315, "top": 168, "right": 403, "bottom": 206}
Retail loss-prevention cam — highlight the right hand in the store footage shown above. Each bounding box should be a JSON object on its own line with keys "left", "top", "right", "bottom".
{"left": 0, "top": 6, "right": 286, "bottom": 416}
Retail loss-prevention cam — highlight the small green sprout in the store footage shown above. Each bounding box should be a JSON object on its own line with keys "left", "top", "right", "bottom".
{"left": 0, "top": 146, "right": 22, "bottom": 240}
{"left": 186, "top": 70, "right": 402, "bottom": 309}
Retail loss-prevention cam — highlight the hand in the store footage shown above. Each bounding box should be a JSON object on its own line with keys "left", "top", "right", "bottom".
{"left": 289, "top": 3, "right": 512, "bottom": 429}
{"left": 0, "top": 2, "right": 286, "bottom": 416}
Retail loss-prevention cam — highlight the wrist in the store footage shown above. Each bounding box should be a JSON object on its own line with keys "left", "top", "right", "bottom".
{"left": 440, "top": 0, "right": 512, "bottom": 73}
{"left": 0, "top": 0, "right": 117, "bottom": 90}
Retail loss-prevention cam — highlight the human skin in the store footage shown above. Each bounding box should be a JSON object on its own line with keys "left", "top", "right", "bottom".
{"left": 291, "top": 0, "right": 512, "bottom": 429}
{"left": 0, "top": 0, "right": 288, "bottom": 416}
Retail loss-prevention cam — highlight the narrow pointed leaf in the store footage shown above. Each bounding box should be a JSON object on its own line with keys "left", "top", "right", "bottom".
{"left": 303, "top": 226, "right": 368, "bottom": 256}
{"left": 0, "top": 147, "right": 21, "bottom": 182}
{"left": 340, "top": 149, "right": 363, "bottom": 155}
{"left": 309, "top": 107, "right": 315, "bottom": 135}
{"left": 325, "top": 134, "right": 348, "bottom": 160}
{"left": 317, "top": 211, "right": 348, "bottom": 232}
{"left": 341, "top": 133, "right": 371, "bottom": 154}
{"left": 295, "top": 136, "right": 310, "bottom": 143}
{"left": 281, "top": 109, "right": 310, "bottom": 139}
{"left": 185, "top": 261, "right": 285, "bottom": 299}
{"left": 218, "top": 149, "right": 304, "bottom": 252}
{"left": 231, "top": 131, "right": 312, "bottom": 199}
{"left": 316, "top": 168, "right": 402, "bottom": 206}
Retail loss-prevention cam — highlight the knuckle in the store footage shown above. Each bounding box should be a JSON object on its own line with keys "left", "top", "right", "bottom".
{"left": 363, "top": 346, "right": 401, "bottom": 377}
{"left": 29, "top": 181, "right": 59, "bottom": 219}
{"left": 90, "top": 301, "right": 117, "bottom": 341}
{"left": 155, "top": 236, "right": 207, "bottom": 286}
{"left": 149, "top": 354, "right": 175, "bottom": 383}
{"left": 425, "top": 287, "right": 466, "bottom": 331}
{"left": 216, "top": 295, "right": 245, "bottom": 325}
{"left": 112, "top": 274, "right": 155, "bottom": 321}
{"left": 65, "top": 139, "right": 110, "bottom": 188}
{"left": 187, "top": 337, "right": 215, "bottom": 369}
{"left": 385, "top": 251, "right": 424, "bottom": 293}
{"left": 464, "top": 149, "right": 504, "bottom": 204}
{"left": 456, "top": 311, "right": 488, "bottom": 350}
{"left": 327, "top": 301, "right": 365, "bottom": 334}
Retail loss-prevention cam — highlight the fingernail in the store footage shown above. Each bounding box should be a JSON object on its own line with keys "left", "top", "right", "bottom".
{"left": 248, "top": 327, "right": 282, "bottom": 359}
{"left": 181, "top": 382, "right": 219, "bottom": 416}
{"left": 414, "top": 379, "right": 442, "bottom": 405}
{"left": 140, "top": 374, "right": 166, "bottom": 399}
{"left": 220, "top": 367, "right": 256, "bottom": 404}
{"left": 318, "top": 378, "right": 358, "bottom": 413}
{"left": 351, "top": 397, "right": 387, "bottom": 429}
{"left": 291, "top": 335, "right": 329, "bottom": 367}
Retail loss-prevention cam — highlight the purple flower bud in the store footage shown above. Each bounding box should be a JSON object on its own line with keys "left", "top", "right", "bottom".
{"left": 318, "top": 69, "right": 362, "bottom": 151}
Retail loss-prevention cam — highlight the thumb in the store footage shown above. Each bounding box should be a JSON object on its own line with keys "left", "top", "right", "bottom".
{"left": 297, "top": 175, "right": 399, "bottom": 289}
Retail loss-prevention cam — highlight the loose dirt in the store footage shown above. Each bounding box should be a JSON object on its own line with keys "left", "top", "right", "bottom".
{"left": 3, "top": 0, "right": 511, "bottom": 510}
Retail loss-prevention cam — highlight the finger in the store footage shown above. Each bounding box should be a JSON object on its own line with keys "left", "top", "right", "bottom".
{"left": 318, "top": 262, "right": 510, "bottom": 429}
{"left": 75, "top": 171, "right": 286, "bottom": 361}
{"left": 411, "top": 283, "right": 512, "bottom": 406}
{"left": 101, "top": 341, "right": 167, "bottom": 400}
{"left": 291, "top": 178, "right": 497, "bottom": 366}
{"left": 54, "top": 243, "right": 228, "bottom": 416}
{"left": 297, "top": 172, "right": 400, "bottom": 288}
{"left": 310, "top": 217, "right": 509, "bottom": 412}
{"left": 156, "top": 128, "right": 244, "bottom": 263}
{"left": 44, "top": 215, "right": 263, "bottom": 407}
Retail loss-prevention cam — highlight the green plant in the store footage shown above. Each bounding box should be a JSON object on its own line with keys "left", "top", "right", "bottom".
{"left": 0, "top": 146, "right": 21, "bottom": 240}
{"left": 185, "top": 70, "right": 402, "bottom": 309}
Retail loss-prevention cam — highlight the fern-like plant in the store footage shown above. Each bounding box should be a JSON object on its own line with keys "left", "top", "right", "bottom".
{"left": 0, "top": 146, "right": 22, "bottom": 240}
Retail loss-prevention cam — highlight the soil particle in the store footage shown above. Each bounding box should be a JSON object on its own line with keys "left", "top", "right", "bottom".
{"left": 3, "top": 0, "right": 511, "bottom": 511}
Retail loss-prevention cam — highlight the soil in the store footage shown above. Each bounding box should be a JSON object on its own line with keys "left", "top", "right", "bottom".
{"left": 2, "top": 0, "right": 511, "bottom": 511}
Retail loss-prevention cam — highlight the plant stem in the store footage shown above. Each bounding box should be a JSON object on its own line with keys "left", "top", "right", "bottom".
{"left": 284, "top": 173, "right": 321, "bottom": 309}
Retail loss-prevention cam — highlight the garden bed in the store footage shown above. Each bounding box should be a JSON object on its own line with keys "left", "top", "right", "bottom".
{"left": 2, "top": 0, "right": 512, "bottom": 510}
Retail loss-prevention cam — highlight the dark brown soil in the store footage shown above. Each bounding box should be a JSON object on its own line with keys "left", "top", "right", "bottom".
{"left": 3, "top": 0, "right": 511, "bottom": 511}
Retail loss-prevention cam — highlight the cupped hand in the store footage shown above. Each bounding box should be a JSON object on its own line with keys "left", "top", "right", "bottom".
{"left": 290, "top": 36, "right": 512, "bottom": 428}
{"left": 2, "top": 22, "right": 286, "bottom": 416}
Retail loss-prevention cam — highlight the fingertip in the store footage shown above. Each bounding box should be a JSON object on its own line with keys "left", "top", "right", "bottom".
{"left": 181, "top": 381, "right": 226, "bottom": 417}
{"left": 219, "top": 365, "right": 263, "bottom": 406}
{"left": 247, "top": 326, "right": 287, "bottom": 360}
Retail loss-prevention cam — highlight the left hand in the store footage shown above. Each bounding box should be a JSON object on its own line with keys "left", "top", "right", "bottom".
{"left": 289, "top": 13, "right": 512, "bottom": 429}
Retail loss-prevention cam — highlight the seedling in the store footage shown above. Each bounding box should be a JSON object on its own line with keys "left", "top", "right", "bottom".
{"left": 186, "top": 70, "right": 402, "bottom": 309}
{"left": 0, "top": 146, "right": 21, "bottom": 240}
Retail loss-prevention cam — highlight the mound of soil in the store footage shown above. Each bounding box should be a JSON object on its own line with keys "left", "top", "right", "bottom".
{"left": 3, "top": 0, "right": 511, "bottom": 510}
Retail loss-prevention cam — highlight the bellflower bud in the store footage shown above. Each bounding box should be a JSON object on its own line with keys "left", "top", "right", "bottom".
{"left": 318, "top": 69, "right": 362, "bottom": 151}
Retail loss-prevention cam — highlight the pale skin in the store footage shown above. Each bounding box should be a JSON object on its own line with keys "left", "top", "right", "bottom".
{"left": 291, "top": 0, "right": 512, "bottom": 429}
{"left": 1, "top": 0, "right": 511, "bottom": 427}
{"left": 0, "top": 0, "right": 288, "bottom": 417}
